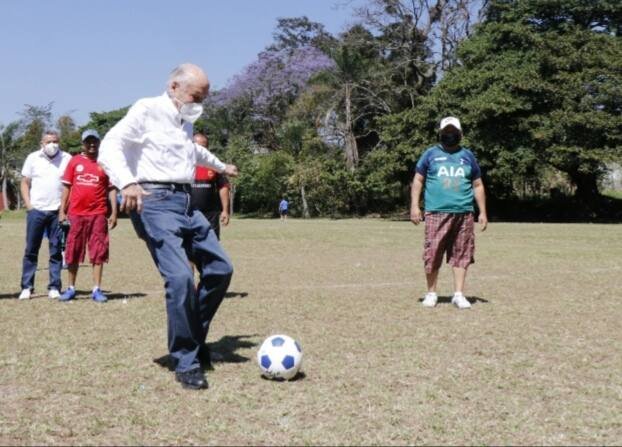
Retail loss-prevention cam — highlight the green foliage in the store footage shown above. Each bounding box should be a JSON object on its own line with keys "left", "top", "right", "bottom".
{"left": 84, "top": 107, "right": 129, "bottom": 137}
{"left": 232, "top": 148, "right": 295, "bottom": 215}
{"left": 381, "top": 0, "right": 622, "bottom": 202}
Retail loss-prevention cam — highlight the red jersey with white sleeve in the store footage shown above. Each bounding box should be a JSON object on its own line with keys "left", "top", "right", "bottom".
{"left": 62, "top": 154, "right": 110, "bottom": 216}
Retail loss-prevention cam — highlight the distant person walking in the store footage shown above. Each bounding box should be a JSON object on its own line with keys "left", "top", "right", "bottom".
{"left": 58, "top": 129, "right": 118, "bottom": 303}
{"left": 190, "top": 133, "right": 230, "bottom": 240}
{"left": 410, "top": 116, "right": 488, "bottom": 309}
{"left": 18, "top": 130, "right": 71, "bottom": 300}
{"left": 279, "top": 197, "right": 289, "bottom": 221}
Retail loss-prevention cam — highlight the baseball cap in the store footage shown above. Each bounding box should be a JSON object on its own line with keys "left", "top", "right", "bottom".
{"left": 439, "top": 116, "right": 462, "bottom": 132}
{"left": 81, "top": 129, "right": 100, "bottom": 141}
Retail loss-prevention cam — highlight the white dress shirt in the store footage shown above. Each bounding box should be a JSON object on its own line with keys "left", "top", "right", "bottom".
{"left": 98, "top": 92, "right": 226, "bottom": 189}
{"left": 21, "top": 150, "right": 71, "bottom": 211}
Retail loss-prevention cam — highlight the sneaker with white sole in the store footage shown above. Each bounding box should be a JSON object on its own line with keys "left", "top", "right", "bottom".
{"left": 48, "top": 288, "right": 60, "bottom": 299}
{"left": 18, "top": 289, "right": 31, "bottom": 300}
{"left": 452, "top": 293, "right": 472, "bottom": 309}
{"left": 422, "top": 292, "right": 438, "bottom": 308}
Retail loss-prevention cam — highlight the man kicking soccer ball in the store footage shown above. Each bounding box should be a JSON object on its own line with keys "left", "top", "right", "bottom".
{"left": 410, "top": 116, "right": 488, "bottom": 309}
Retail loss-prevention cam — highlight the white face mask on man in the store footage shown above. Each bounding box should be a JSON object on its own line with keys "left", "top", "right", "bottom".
{"left": 179, "top": 102, "right": 203, "bottom": 123}
{"left": 171, "top": 89, "right": 204, "bottom": 123}
{"left": 42, "top": 143, "right": 60, "bottom": 158}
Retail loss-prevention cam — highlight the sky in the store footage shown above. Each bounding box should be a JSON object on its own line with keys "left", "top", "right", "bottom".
{"left": 0, "top": 0, "right": 364, "bottom": 127}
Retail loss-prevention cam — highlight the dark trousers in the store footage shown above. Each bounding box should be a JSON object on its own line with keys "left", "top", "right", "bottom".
{"left": 130, "top": 188, "right": 233, "bottom": 372}
{"left": 202, "top": 211, "right": 221, "bottom": 240}
{"left": 21, "top": 209, "right": 62, "bottom": 291}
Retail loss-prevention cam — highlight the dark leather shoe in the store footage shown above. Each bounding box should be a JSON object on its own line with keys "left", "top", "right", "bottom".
{"left": 175, "top": 368, "right": 208, "bottom": 390}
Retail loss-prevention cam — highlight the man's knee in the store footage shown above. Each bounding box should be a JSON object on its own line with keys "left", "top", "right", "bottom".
{"left": 166, "top": 270, "right": 194, "bottom": 292}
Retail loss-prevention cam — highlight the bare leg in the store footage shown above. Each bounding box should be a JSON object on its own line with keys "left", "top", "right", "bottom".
{"left": 67, "top": 264, "right": 79, "bottom": 287}
{"left": 92, "top": 263, "right": 103, "bottom": 288}
{"left": 452, "top": 266, "right": 467, "bottom": 294}
{"left": 425, "top": 269, "right": 439, "bottom": 293}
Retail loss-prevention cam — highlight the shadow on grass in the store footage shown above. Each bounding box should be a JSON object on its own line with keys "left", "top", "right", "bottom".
{"left": 260, "top": 371, "right": 307, "bottom": 382}
{"left": 153, "top": 334, "right": 259, "bottom": 371}
{"left": 0, "top": 292, "right": 19, "bottom": 300}
{"left": 62, "top": 290, "right": 146, "bottom": 301}
{"left": 417, "top": 295, "right": 489, "bottom": 305}
{"left": 225, "top": 291, "right": 248, "bottom": 299}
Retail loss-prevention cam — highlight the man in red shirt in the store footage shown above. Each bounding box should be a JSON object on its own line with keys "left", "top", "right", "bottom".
{"left": 190, "top": 133, "right": 230, "bottom": 239}
{"left": 58, "top": 129, "right": 118, "bottom": 302}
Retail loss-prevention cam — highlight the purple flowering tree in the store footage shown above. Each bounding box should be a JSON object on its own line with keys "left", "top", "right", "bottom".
{"left": 213, "top": 46, "right": 335, "bottom": 127}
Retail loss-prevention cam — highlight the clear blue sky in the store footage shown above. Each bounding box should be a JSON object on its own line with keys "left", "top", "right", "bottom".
{"left": 0, "top": 0, "right": 363, "bottom": 127}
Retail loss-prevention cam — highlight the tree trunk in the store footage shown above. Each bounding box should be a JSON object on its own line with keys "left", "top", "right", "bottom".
{"left": 1, "top": 172, "right": 7, "bottom": 212}
{"left": 300, "top": 184, "right": 310, "bottom": 219}
{"left": 569, "top": 170, "right": 600, "bottom": 204}
{"left": 344, "top": 82, "right": 359, "bottom": 171}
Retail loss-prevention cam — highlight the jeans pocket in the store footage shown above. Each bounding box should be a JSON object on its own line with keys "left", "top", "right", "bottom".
{"left": 143, "top": 189, "right": 171, "bottom": 202}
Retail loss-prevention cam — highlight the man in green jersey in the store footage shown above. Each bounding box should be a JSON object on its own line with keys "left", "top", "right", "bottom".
{"left": 410, "top": 116, "right": 488, "bottom": 309}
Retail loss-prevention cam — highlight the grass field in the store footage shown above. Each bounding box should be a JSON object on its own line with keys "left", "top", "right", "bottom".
{"left": 1, "top": 216, "right": 621, "bottom": 445}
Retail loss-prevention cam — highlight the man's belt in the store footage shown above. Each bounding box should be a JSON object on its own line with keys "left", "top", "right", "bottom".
{"left": 139, "top": 182, "right": 191, "bottom": 193}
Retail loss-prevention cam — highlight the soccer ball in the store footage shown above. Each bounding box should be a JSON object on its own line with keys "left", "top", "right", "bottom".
{"left": 257, "top": 334, "right": 303, "bottom": 380}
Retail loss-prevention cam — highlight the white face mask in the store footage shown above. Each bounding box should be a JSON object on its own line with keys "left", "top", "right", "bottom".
{"left": 179, "top": 102, "right": 203, "bottom": 123}
{"left": 42, "top": 143, "right": 60, "bottom": 157}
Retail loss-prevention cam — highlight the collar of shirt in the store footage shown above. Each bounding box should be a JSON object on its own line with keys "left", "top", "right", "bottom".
{"left": 161, "top": 92, "right": 183, "bottom": 124}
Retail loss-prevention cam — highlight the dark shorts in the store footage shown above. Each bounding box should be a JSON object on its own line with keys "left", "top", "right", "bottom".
{"left": 423, "top": 212, "right": 475, "bottom": 273}
{"left": 280, "top": 209, "right": 288, "bottom": 215}
{"left": 65, "top": 214, "right": 109, "bottom": 265}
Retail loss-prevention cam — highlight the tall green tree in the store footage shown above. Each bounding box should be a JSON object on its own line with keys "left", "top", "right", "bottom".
{"left": 382, "top": 0, "right": 622, "bottom": 203}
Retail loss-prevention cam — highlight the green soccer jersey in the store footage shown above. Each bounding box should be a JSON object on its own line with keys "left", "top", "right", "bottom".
{"left": 415, "top": 144, "right": 482, "bottom": 213}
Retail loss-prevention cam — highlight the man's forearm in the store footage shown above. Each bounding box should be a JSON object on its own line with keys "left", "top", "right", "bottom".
{"left": 109, "top": 189, "right": 118, "bottom": 216}
{"left": 220, "top": 187, "right": 230, "bottom": 214}
{"left": 411, "top": 179, "right": 423, "bottom": 209}
{"left": 474, "top": 185, "right": 487, "bottom": 215}
{"left": 20, "top": 178, "right": 31, "bottom": 209}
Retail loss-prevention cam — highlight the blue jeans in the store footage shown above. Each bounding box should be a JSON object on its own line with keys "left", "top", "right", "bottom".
{"left": 130, "top": 188, "right": 233, "bottom": 372}
{"left": 21, "top": 209, "right": 62, "bottom": 291}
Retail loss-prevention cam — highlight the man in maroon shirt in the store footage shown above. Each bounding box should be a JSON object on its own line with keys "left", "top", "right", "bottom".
{"left": 58, "top": 129, "right": 118, "bottom": 302}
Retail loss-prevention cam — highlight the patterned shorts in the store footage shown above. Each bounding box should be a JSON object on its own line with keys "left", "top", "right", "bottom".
{"left": 423, "top": 212, "right": 475, "bottom": 273}
{"left": 65, "top": 214, "right": 109, "bottom": 265}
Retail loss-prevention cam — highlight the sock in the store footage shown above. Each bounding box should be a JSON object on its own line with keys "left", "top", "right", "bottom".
{"left": 68, "top": 285, "right": 75, "bottom": 290}
{"left": 93, "top": 286, "right": 100, "bottom": 293}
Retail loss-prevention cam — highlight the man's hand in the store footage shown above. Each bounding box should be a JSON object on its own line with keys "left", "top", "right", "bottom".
{"left": 478, "top": 213, "right": 488, "bottom": 231}
{"left": 220, "top": 211, "right": 230, "bottom": 226}
{"left": 121, "top": 184, "right": 150, "bottom": 213}
{"left": 59, "top": 211, "right": 66, "bottom": 222}
{"left": 108, "top": 215, "right": 118, "bottom": 230}
{"left": 410, "top": 207, "right": 423, "bottom": 225}
{"left": 223, "top": 164, "right": 239, "bottom": 177}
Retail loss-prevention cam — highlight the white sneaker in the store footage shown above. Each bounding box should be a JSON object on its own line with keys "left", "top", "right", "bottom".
{"left": 48, "top": 288, "right": 60, "bottom": 299}
{"left": 18, "top": 289, "right": 31, "bottom": 300}
{"left": 422, "top": 292, "right": 438, "bottom": 308}
{"left": 452, "top": 293, "right": 472, "bottom": 309}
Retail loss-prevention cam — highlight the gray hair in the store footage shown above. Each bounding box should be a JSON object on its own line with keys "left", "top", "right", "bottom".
{"left": 168, "top": 64, "right": 196, "bottom": 88}
{"left": 41, "top": 130, "right": 59, "bottom": 140}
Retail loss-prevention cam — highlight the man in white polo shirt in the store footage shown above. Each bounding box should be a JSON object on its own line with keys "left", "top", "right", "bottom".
{"left": 18, "top": 130, "right": 71, "bottom": 300}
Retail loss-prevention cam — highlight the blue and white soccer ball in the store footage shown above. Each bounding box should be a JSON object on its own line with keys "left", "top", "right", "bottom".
{"left": 257, "top": 334, "right": 303, "bottom": 380}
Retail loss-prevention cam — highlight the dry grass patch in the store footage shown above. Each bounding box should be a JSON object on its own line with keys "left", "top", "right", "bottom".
{"left": 0, "top": 217, "right": 621, "bottom": 445}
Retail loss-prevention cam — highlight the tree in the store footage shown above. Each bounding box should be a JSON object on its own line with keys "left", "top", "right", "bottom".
{"left": 0, "top": 122, "right": 20, "bottom": 210}
{"left": 381, "top": 0, "right": 622, "bottom": 204}
{"left": 212, "top": 45, "right": 335, "bottom": 149}
{"left": 270, "top": 16, "right": 337, "bottom": 52}
{"left": 57, "top": 115, "right": 81, "bottom": 154}
{"left": 84, "top": 107, "right": 130, "bottom": 137}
